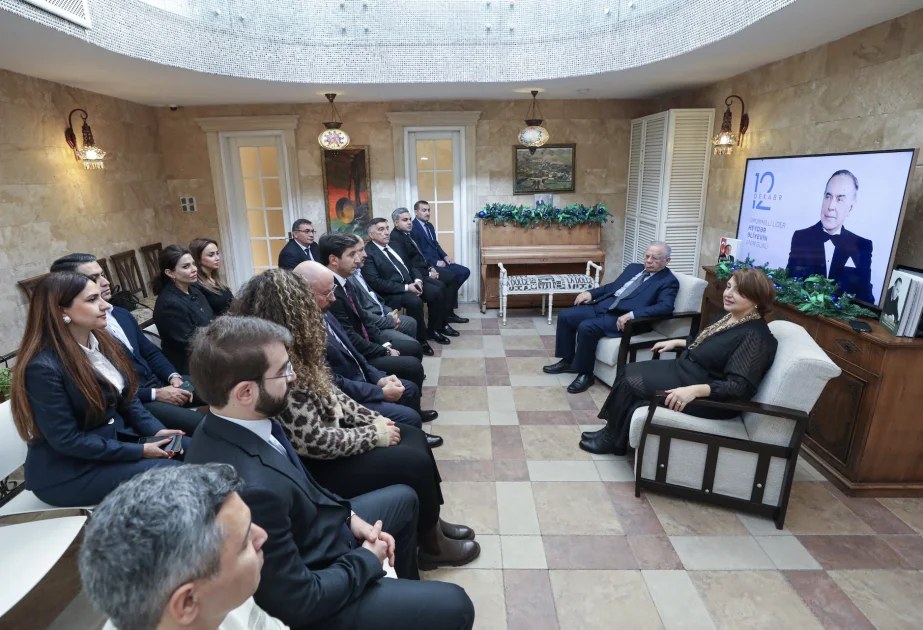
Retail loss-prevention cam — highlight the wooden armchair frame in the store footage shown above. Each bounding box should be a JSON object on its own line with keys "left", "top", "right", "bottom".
{"left": 110, "top": 250, "right": 148, "bottom": 298}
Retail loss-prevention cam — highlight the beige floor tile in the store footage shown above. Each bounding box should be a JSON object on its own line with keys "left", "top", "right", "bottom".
{"left": 550, "top": 570, "right": 663, "bottom": 629}
{"left": 496, "top": 481, "right": 541, "bottom": 535}
{"left": 670, "top": 536, "right": 775, "bottom": 570}
{"left": 449, "top": 336, "right": 490, "bottom": 350}
{"left": 501, "top": 536, "right": 548, "bottom": 569}
{"left": 501, "top": 318, "right": 537, "bottom": 330}
{"left": 432, "top": 426, "right": 493, "bottom": 461}
{"left": 440, "top": 357, "right": 487, "bottom": 376}
{"left": 499, "top": 328, "right": 540, "bottom": 336}
{"left": 460, "top": 534, "right": 502, "bottom": 569}
{"left": 509, "top": 374, "right": 563, "bottom": 386}
{"left": 735, "top": 513, "right": 791, "bottom": 536}
{"left": 512, "top": 386, "right": 571, "bottom": 411}
{"left": 784, "top": 482, "right": 874, "bottom": 535}
{"left": 532, "top": 482, "right": 623, "bottom": 535}
{"left": 506, "top": 357, "right": 553, "bottom": 375}
{"left": 489, "top": 411, "right": 520, "bottom": 425}
{"left": 502, "top": 336, "right": 545, "bottom": 350}
{"left": 424, "top": 568, "right": 507, "bottom": 630}
{"left": 435, "top": 386, "right": 489, "bottom": 411}
{"left": 487, "top": 386, "right": 516, "bottom": 411}
{"left": 527, "top": 460, "right": 601, "bottom": 482}
{"left": 442, "top": 348, "right": 489, "bottom": 358}
{"left": 520, "top": 425, "right": 589, "bottom": 461}
{"left": 435, "top": 411, "right": 491, "bottom": 425}
{"left": 690, "top": 571, "right": 823, "bottom": 629}
{"left": 594, "top": 459, "right": 635, "bottom": 481}
{"left": 422, "top": 356, "right": 441, "bottom": 383}
{"left": 754, "top": 536, "right": 821, "bottom": 570}
{"left": 830, "top": 569, "right": 923, "bottom": 630}
{"left": 879, "top": 498, "right": 923, "bottom": 534}
{"left": 646, "top": 494, "right": 749, "bottom": 536}
{"left": 587, "top": 383, "right": 612, "bottom": 407}
{"left": 440, "top": 482, "right": 499, "bottom": 534}
{"left": 642, "top": 570, "right": 716, "bottom": 630}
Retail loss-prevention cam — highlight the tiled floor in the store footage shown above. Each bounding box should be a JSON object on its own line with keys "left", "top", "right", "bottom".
{"left": 420, "top": 304, "right": 923, "bottom": 630}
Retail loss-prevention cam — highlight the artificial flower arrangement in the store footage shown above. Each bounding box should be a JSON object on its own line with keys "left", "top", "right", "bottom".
{"left": 475, "top": 203, "right": 611, "bottom": 229}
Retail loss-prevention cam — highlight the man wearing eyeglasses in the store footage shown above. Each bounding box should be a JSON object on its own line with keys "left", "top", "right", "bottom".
{"left": 279, "top": 219, "right": 320, "bottom": 269}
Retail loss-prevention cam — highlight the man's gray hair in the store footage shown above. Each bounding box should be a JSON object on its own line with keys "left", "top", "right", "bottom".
{"left": 79, "top": 464, "right": 242, "bottom": 630}
{"left": 826, "top": 169, "right": 859, "bottom": 198}
{"left": 649, "top": 241, "right": 672, "bottom": 259}
{"left": 391, "top": 207, "right": 411, "bottom": 222}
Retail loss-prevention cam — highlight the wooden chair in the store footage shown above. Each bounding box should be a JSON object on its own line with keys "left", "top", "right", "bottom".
{"left": 17, "top": 273, "right": 48, "bottom": 301}
{"left": 97, "top": 258, "right": 112, "bottom": 285}
{"left": 139, "top": 243, "right": 162, "bottom": 293}
{"left": 110, "top": 250, "right": 147, "bottom": 298}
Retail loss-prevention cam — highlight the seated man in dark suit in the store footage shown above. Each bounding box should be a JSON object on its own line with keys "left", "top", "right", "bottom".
{"left": 411, "top": 200, "right": 470, "bottom": 324}
{"left": 363, "top": 217, "right": 452, "bottom": 346}
{"left": 50, "top": 253, "right": 205, "bottom": 434}
{"left": 544, "top": 241, "right": 680, "bottom": 393}
{"left": 185, "top": 316, "right": 474, "bottom": 630}
{"left": 318, "top": 232, "right": 425, "bottom": 390}
{"left": 786, "top": 169, "right": 874, "bottom": 304}
{"left": 278, "top": 218, "right": 320, "bottom": 269}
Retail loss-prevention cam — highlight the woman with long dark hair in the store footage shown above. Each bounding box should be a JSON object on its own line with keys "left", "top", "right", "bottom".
{"left": 189, "top": 237, "right": 234, "bottom": 316}
{"left": 153, "top": 245, "right": 214, "bottom": 373}
{"left": 10, "top": 272, "right": 186, "bottom": 507}
{"left": 231, "top": 268, "right": 480, "bottom": 569}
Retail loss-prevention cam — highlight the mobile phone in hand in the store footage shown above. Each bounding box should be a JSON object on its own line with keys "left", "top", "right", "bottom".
{"left": 178, "top": 380, "right": 195, "bottom": 393}
{"left": 139, "top": 435, "right": 182, "bottom": 452}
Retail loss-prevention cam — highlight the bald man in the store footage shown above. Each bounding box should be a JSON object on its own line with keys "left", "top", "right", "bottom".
{"left": 294, "top": 262, "right": 442, "bottom": 446}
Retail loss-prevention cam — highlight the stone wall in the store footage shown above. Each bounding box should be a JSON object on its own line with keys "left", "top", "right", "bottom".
{"left": 651, "top": 11, "right": 923, "bottom": 274}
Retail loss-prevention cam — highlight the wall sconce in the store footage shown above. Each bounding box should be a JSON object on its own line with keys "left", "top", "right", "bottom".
{"left": 64, "top": 109, "right": 106, "bottom": 170}
{"left": 318, "top": 93, "right": 351, "bottom": 151}
{"left": 518, "top": 90, "right": 550, "bottom": 155}
{"left": 712, "top": 95, "right": 749, "bottom": 156}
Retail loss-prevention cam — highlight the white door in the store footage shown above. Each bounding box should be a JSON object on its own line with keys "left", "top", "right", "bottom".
{"left": 223, "top": 135, "right": 295, "bottom": 287}
{"left": 406, "top": 130, "right": 471, "bottom": 302}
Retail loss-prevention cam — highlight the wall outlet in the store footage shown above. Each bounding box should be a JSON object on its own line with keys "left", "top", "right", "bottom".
{"left": 180, "top": 196, "right": 197, "bottom": 212}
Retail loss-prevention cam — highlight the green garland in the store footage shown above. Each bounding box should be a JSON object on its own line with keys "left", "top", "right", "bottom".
{"left": 475, "top": 203, "right": 611, "bottom": 229}
{"left": 0, "top": 367, "right": 9, "bottom": 401}
{"left": 715, "top": 258, "right": 877, "bottom": 321}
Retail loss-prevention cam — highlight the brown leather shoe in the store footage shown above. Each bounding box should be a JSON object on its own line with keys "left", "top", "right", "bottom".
{"left": 418, "top": 539, "right": 481, "bottom": 570}
{"left": 440, "top": 518, "right": 475, "bottom": 541}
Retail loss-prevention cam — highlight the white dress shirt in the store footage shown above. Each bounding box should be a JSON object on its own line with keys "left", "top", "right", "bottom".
{"left": 372, "top": 242, "right": 418, "bottom": 287}
{"left": 823, "top": 227, "right": 841, "bottom": 277}
{"left": 104, "top": 597, "right": 288, "bottom": 630}
{"left": 211, "top": 411, "right": 287, "bottom": 458}
{"left": 81, "top": 332, "right": 125, "bottom": 392}
{"left": 105, "top": 313, "right": 132, "bottom": 352}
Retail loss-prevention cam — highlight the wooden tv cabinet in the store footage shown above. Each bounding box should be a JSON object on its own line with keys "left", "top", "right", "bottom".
{"left": 702, "top": 267, "right": 923, "bottom": 497}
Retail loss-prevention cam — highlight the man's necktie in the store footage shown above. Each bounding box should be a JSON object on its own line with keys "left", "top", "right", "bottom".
{"left": 342, "top": 282, "right": 370, "bottom": 341}
{"left": 426, "top": 222, "right": 438, "bottom": 243}
{"left": 609, "top": 272, "right": 651, "bottom": 311}
{"left": 404, "top": 233, "right": 428, "bottom": 261}
{"left": 304, "top": 247, "right": 313, "bottom": 261}
{"left": 383, "top": 246, "right": 411, "bottom": 282}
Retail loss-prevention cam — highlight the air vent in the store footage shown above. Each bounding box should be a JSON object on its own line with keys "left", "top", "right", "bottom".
{"left": 21, "top": 0, "right": 91, "bottom": 28}
{"left": 180, "top": 196, "right": 197, "bottom": 213}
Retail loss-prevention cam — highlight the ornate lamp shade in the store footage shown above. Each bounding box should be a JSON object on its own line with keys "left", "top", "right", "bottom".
{"left": 712, "top": 129, "right": 737, "bottom": 156}
{"left": 712, "top": 95, "right": 749, "bottom": 156}
{"left": 318, "top": 93, "right": 350, "bottom": 150}
{"left": 65, "top": 109, "right": 106, "bottom": 170}
{"left": 519, "top": 90, "right": 549, "bottom": 154}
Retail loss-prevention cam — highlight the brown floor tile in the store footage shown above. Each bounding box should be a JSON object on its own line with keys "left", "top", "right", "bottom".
{"left": 784, "top": 482, "right": 874, "bottom": 535}
{"left": 492, "top": 374, "right": 512, "bottom": 386}
{"left": 572, "top": 410, "right": 603, "bottom": 423}
{"left": 830, "top": 570, "right": 923, "bottom": 630}
{"left": 532, "top": 482, "right": 622, "bottom": 535}
{"left": 482, "top": 329, "right": 502, "bottom": 336}
{"left": 440, "top": 481, "right": 499, "bottom": 534}
{"left": 427, "top": 343, "right": 444, "bottom": 356}
{"left": 783, "top": 570, "right": 876, "bottom": 630}
{"left": 491, "top": 426, "right": 526, "bottom": 460}
{"left": 626, "top": 535, "right": 684, "bottom": 569}
{"left": 566, "top": 390, "right": 598, "bottom": 411}
{"left": 540, "top": 335, "right": 557, "bottom": 351}
{"left": 550, "top": 570, "right": 663, "bottom": 629}
{"left": 797, "top": 535, "right": 912, "bottom": 570}
{"left": 587, "top": 383, "right": 612, "bottom": 408}
{"left": 493, "top": 460, "right": 531, "bottom": 481}
{"left": 881, "top": 535, "right": 923, "bottom": 569}
{"left": 437, "top": 460, "right": 495, "bottom": 482}
{"left": 520, "top": 426, "right": 589, "bottom": 461}
{"left": 485, "top": 357, "right": 510, "bottom": 375}
{"left": 606, "top": 483, "right": 666, "bottom": 535}
{"left": 448, "top": 336, "right": 489, "bottom": 349}
{"left": 502, "top": 335, "right": 544, "bottom": 350}
{"left": 512, "top": 386, "right": 570, "bottom": 411}
{"left": 543, "top": 535, "right": 638, "bottom": 569}
{"left": 505, "top": 349, "right": 549, "bottom": 357}
{"left": 502, "top": 318, "right": 536, "bottom": 330}
{"left": 646, "top": 493, "right": 748, "bottom": 536}
{"left": 691, "top": 571, "right": 823, "bottom": 629}
{"left": 435, "top": 386, "right": 489, "bottom": 411}
{"left": 432, "top": 426, "right": 493, "bottom": 461}
{"left": 517, "top": 411, "right": 576, "bottom": 425}
{"left": 504, "top": 570, "right": 560, "bottom": 630}
{"left": 438, "top": 375, "right": 489, "bottom": 386}
{"left": 878, "top": 498, "right": 923, "bottom": 535}
{"left": 820, "top": 483, "right": 917, "bottom": 535}
{"left": 424, "top": 568, "right": 507, "bottom": 629}
{"left": 439, "top": 357, "right": 487, "bottom": 377}
{"left": 422, "top": 385, "right": 437, "bottom": 409}
{"left": 482, "top": 318, "right": 500, "bottom": 330}
{"left": 506, "top": 356, "right": 552, "bottom": 375}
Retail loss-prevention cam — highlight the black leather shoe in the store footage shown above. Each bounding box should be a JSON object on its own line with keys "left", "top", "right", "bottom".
{"left": 581, "top": 428, "right": 604, "bottom": 440}
{"left": 421, "top": 409, "right": 439, "bottom": 422}
{"left": 567, "top": 373, "right": 594, "bottom": 393}
{"left": 440, "top": 519, "right": 476, "bottom": 541}
{"left": 421, "top": 343, "right": 435, "bottom": 356}
{"left": 543, "top": 359, "right": 577, "bottom": 375}
{"left": 429, "top": 331, "right": 451, "bottom": 345}
{"left": 442, "top": 325, "right": 460, "bottom": 337}
{"left": 425, "top": 433, "right": 444, "bottom": 448}
{"left": 447, "top": 314, "right": 470, "bottom": 324}
{"left": 579, "top": 430, "right": 626, "bottom": 456}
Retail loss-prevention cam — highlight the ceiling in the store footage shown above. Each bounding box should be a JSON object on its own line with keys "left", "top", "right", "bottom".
{"left": 0, "top": 0, "right": 921, "bottom": 106}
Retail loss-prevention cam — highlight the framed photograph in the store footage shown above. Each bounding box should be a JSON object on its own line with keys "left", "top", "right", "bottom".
{"left": 533, "top": 193, "right": 553, "bottom": 207}
{"left": 321, "top": 146, "right": 373, "bottom": 235}
{"left": 513, "top": 144, "right": 576, "bottom": 195}
{"left": 718, "top": 237, "right": 742, "bottom": 264}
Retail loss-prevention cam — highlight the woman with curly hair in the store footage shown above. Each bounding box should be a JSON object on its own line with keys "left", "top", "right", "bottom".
{"left": 231, "top": 268, "right": 480, "bottom": 569}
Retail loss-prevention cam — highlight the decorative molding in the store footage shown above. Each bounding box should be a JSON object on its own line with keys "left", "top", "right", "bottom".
{"left": 195, "top": 115, "right": 301, "bottom": 133}
{"left": 386, "top": 111, "right": 482, "bottom": 127}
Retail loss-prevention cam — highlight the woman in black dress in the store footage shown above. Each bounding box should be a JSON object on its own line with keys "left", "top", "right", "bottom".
{"left": 153, "top": 245, "right": 214, "bottom": 374}
{"left": 190, "top": 237, "right": 234, "bottom": 316}
{"left": 581, "top": 267, "right": 779, "bottom": 455}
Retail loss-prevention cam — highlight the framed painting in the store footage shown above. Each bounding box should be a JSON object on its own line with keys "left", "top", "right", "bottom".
{"left": 513, "top": 144, "right": 576, "bottom": 195}
{"left": 321, "top": 146, "right": 373, "bottom": 235}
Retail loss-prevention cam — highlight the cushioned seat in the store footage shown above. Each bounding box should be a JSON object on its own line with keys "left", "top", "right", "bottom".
{"left": 498, "top": 261, "right": 601, "bottom": 325}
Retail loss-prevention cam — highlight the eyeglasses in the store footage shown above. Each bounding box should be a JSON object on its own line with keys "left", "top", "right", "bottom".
{"left": 264, "top": 362, "right": 296, "bottom": 382}
{"left": 319, "top": 287, "right": 336, "bottom": 300}
{"left": 295, "top": 229, "right": 316, "bottom": 234}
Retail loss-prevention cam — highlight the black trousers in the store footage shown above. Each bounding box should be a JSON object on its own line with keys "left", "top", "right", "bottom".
{"left": 435, "top": 264, "right": 470, "bottom": 310}
{"left": 141, "top": 374, "right": 207, "bottom": 434}
{"left": 383, "top": 335, "right": 424, "bottom": 360}
{"left": 368, "top": 355, "right": 424, "bottom": 391}
{"left": 554, "top": 304, "right": 622, "bottom": 374}
{"left": 383, "top": 290, "right": 445, "bottom": 341}
{"left": 304, "top": 425, "right": 443, "bottom": 533}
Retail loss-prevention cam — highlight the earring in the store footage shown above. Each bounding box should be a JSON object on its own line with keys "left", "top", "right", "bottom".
{"left": 63, "top": 315, "right": 72, "bottom": 324}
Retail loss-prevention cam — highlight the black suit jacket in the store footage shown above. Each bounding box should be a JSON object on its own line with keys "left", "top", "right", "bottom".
{"left": 186, "top": 413, "right": 384, "bottom": 628}
{"left": 362, "top": 242, "right": 416, "bottom": 297}
{"left": 111, "top": 306, "right": 178, "bottom": 401}
{"left": 329, "top": 280, "right": 389, "bottom": 359}
{"left": 278, "top": 239, "right": 320, "bottom": 270}
{"left": 324, "top": 313, "right": 388, "bottom": 403}
{"left": 389, "top": 228, "right": 431, "bottom": 278}
{"left": 785, "top": 221, "right": 874, "bottom": 303}
{"left": 152, "top": 283, "right": 215, "bottom": 374}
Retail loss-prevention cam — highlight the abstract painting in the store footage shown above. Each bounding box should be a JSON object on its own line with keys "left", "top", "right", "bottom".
{"left": 322, "top": 146, "right": 373, "bottom": 235}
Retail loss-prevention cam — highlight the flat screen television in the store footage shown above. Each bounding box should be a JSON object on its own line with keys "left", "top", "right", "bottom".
{"left": 734, "top": 149, "right": 917, "bottom": 309}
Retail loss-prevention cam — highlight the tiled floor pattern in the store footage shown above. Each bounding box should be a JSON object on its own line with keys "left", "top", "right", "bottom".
{"left": 420, "top": 305, "right": 923, "bottom": 630}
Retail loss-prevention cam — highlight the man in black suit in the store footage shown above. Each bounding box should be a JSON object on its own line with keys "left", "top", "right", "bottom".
{"left": 363, "top": 217, "right": 453, "bottom": 346}
{"left": 318, "top": 232, "right": 426, "bottom": 390}
{"left": 718, "top": 243, "right": 735, "bottom": 264}
{"left": 411, "top": 200, "right": 470, "bottom": 324}
{"left": 882, "top": 276, "right": 903, "bottom": 327}
{"left": 785, "top": 169, "right": 875, "bottom": 304}
{"left": 185, "top": 316, "right": 474, "bottom": 629}
{"left": 278, "top": 219, "right": 320, "bottom": 269}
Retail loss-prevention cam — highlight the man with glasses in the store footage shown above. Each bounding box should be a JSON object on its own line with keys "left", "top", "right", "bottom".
{"left": 543, "top": 242, "right": 679, "bottom": 393}
{"left": 278, "top": 219, "right": 320, "bottom": 269}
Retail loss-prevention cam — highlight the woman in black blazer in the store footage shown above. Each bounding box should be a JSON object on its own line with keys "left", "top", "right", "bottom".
{"left": 190, "top": 237, "right": 234, "bottom": 316}
{"left": 153, "top": 245, "right": 215, "bottom": 374}
{"left": 10, "top": 272, "right": 186, "bottom": 507}
{"left": 582, "top": 267, "right": 779, "bottom": 456}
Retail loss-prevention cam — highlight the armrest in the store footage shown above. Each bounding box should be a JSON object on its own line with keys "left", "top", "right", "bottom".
{"left": 652, "top": 391, "right": 809, "bottom": 421}
{"left": 625, "top": 311, "right": 701, "bottom": 328}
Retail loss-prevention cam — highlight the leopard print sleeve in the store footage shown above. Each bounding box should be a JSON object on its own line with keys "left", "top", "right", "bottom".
{"left": 334, "top": 388, "right": 385, "bottom": 428}
{"left": 280, "top": 385, "right": 381, "bottom": 460}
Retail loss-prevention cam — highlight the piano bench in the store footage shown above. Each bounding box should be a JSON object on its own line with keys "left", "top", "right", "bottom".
{"left": 498, "top": 261, "right": 602, "bottom": 325}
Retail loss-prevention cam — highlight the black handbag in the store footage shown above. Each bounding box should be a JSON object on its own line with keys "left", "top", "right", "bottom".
{"left": 108, "top": 286, "right": 142, "bottom": 312}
